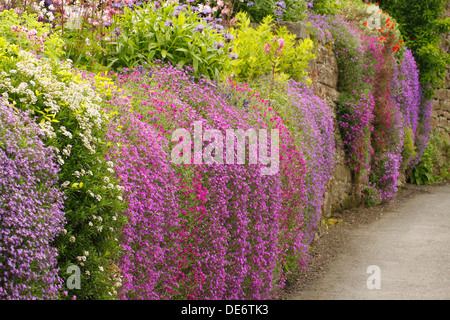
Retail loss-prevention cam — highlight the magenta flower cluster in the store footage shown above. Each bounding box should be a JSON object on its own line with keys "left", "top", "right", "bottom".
{"left": 92, "top": 62, "right": 317, "bottom": 299}
{"left": 306, "top": 12, "right": 431, "bottom": 204}
{"left": 0, "top": 103, "right": 65, "bottom": 300}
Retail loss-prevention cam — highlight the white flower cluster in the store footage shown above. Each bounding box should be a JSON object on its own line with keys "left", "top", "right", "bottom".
{"left": 7, "top": 50, "right": 107, "bottom": 157}
{"left": 31, "top": 1, "right": 56, "bottom": 22}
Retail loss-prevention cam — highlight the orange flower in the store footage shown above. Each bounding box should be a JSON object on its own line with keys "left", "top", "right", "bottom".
{"left": 364, "top": 21, "right": 368, "bottom": 27}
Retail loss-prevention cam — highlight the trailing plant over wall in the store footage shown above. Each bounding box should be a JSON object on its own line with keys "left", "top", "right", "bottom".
{"left": 98, "top": 63, "right": 309, "bottom": 299}
{"left": 0, "top": 0, "right": 443, "bottom": 301}
{"left": 0, "top": 102, "right": 65, "bottom": 300}
{"left": 0, "top": 39, "right": 126, "bottom": 300}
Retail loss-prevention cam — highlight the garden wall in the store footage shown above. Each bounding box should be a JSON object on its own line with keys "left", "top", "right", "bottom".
{"left": 279, "top": 21, "right": 365, "bottom": 239}
{"left": 431, "top": 1, "right": 450, "bottom": 171}
{"left": 431, "top": 0, "right": 450, "bottom": 137}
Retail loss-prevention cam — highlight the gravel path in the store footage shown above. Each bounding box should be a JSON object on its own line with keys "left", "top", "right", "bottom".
{"left": 286, "top": 183, "right": 450, "bottom": 300}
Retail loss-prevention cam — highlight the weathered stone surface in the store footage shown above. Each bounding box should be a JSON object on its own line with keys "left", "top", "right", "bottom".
{"left": 276, "top": 21, "right": 309, "bottom": 40}
{"left": 435, "top": 88, "right": 447, "bottom": 101}
{"left": 441, "top": 100, "right": 450, "bottom": 113}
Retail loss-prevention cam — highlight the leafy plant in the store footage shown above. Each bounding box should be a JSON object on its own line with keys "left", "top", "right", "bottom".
{"left": 0, "top": 39, "right": 126, "bottom": 300}
{"left": 362, "top": 184, "right": 381, "bottom": 207}
{"left": 410, "top": 129, "right": 450, "bottom": 184}
{"left": 104, "top": 2, "right": 232, "bottom": 79}
{"left": 0, "top": 9, "right": 64, "bottom": 62}
{"left": 237, "top": 0, "right": 308, "bottom": 23}
{"left": 312, "top": 0, "right": 341, "bottom": 15}
{"left": 227, "top": 12, "right": 315, "bottom": 83}
{"left": 377, "top": 0, "right": 450, "bottom": 100}
{"left": 401, "top": 126, "right": 417, "bottom": 168}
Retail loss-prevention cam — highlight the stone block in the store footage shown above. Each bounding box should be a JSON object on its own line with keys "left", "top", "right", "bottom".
{"left": 441, "top": 100, "right": 450, "bottom": 112}
{"left": 276, "top": 21, "right": 309, "bottom": 40}
{"left": 435, "top": 88, "right": 447, "bottom": 101}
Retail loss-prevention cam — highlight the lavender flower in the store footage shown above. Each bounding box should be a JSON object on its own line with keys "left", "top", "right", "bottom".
{"left": 0, "top": 103, "right": 66, "bottom": 300}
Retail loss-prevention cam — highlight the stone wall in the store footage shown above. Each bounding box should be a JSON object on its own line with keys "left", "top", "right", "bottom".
{"left": 431, "top": 1, "right": 450, "bottom": 137}
{"left": 430, "top": 1, "right": 450, "bottom": 170}
{"left": 279, "top": 17, "right": 449, "bottom": 239}
{"left": 280, "top": 22, "right": 362, "bottom": 239}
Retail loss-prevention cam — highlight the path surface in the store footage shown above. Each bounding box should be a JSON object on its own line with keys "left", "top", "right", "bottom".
{"left": 290, "top": 184, "right": 450, "bottom": 300}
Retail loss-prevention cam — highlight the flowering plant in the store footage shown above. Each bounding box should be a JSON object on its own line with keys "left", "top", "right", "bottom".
{"left": 227, "top": 12, "right": 315, "bottom": 83}
{"left": 0, "top": 37, "right": 126, "bottom": 299}
{"left": 0, "top": 9, "right": 64, "bottom": 62}
{"left": 104, "top": 1, "right": 232, "bottom": 79}
{"left": 0, "top": 102, "right": 66, "bottom": 300}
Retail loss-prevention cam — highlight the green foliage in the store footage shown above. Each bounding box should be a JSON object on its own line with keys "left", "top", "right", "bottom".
{"left": 104, "top": 2, "right": 231, "bottom": 79}
{"left": 362, "top": 184, "right": 381, "bottom": 207}
{"left": 409, "top": 145, "right": 436, "bottom": 185}
{"left": 312, "top": 0, "right": 342, "bottom": 15}
{"left": 0, "top": 9, "right": 64, "bottom": 62}
{"left": 410, "top": 129, "right": 450, "bottom": 184}
{"left": 401, "top": 126, "right": 417, "bottom": 168}
{"left": 377, "top": 0, "right": 450, "bottom": 99}
{"left": 239, "top": 0, "right": 308, "bottom": 23}
{"left": 227, "top": 12, "right": 315, "bottom": 83}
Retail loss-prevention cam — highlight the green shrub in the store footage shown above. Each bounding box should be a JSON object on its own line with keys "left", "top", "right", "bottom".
{"left": 104, "top": 2, "right": 232, "bottom": 79}
{"left": 410, "top": 129, "right": 450, "bottom": 184}
{"left": 362, "top": 184, "right": 381, "bottom": 207}
{"left": 401, "top": 126, "right": 417, "bottom": 168}
{"left": 377, "top": 0, "right": 450, "bottom": 100}
{"left": 0, "top": 9, "right": 64, "bottom": 62}
{"left": 238, "top": 0, "right": 308, "bottom": 23}
{"left": 227, "top": 12, "right": 315, "bottom": 83}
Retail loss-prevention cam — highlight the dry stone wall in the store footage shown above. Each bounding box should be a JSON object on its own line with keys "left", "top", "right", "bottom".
{"left": 278, "top": 18, "right": 449, "bottom": 239}
{"left": 430, "top": 1, "right": 450, "bottom": 172}
{"left": 280, "top": 22, "right": 362, "bottom": 239}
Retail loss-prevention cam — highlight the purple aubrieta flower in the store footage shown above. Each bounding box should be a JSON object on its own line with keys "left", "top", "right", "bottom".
{"left": 230, "top": 52, "right": 238, "bottom": 60}
{"left": 202, "top": 7, "right": 212, "bottom": 14}
{"left": 213, "top": 41, "right": 225, "bottom": 49}
{"left": 195, "top": 24, "right": 206, "bottom": 32}
{"left": 187, "top": 0, "right": 195, "bottom": 3}
{"left": 113, "top": 2, "right": 124, "bottom": 9}
{"left": 0, "top": 102, "right": 65, "bottom": 300}
{"left": 275, "top": 1, "right": 286, "bottom": 9}
{"left": 224, "top": 33, "right": 234, "bottom": 42}
{"left": 164, "top": 20, "right": 173, "bottom": 27}
{"left": 247, "top": 1, "right": 255, "bottom": 7}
